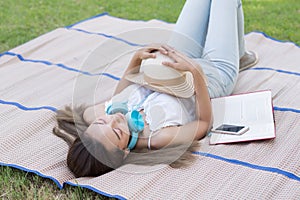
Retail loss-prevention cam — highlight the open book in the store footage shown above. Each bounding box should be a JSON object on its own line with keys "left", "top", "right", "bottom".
{"left": 209, "top": 90, "right": 275, "bottom": 145}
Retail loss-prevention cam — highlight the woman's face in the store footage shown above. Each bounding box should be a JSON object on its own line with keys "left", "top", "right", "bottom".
{"left": 84, "top": 113, "right": 130, "bottom": 151}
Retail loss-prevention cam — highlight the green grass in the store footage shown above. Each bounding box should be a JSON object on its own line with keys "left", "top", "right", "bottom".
{"left": 0, "top": 0, "right": 299, "bottom": 199}
{"left": 0, "top": 0, "right": 299, "bottom": 53}
{"left": 0, "top": 0, "right": 186, "bottom": 53}
{"left": 0, "top": 166, "right": 107, "bottom": 199}
{"left": 243, "top": 0, "right": 299, "bottom": 44}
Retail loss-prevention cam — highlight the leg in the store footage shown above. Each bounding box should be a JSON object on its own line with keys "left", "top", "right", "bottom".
{"left": 237, "top": 3, "right": 259, "bottom": 71}
{"left": 237, "top": 2, "right": 245, "bottom": 58}
{"left": 167, "top": 0, "right": 211, "bottom": 58}
{"left": 202, "top": 0, "right": 242, "bottom": 96}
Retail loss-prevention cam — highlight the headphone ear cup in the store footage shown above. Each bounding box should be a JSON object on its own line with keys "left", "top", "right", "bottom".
{"left": 126, "top": 110, "right": 144, "bottom": 133}
{"left": 106, "top": 102, "right": 128, "bottom": 115}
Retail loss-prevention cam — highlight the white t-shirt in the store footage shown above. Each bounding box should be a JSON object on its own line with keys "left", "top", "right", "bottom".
{"left": 112, "top": 84, "right": 196, "bottom": 132}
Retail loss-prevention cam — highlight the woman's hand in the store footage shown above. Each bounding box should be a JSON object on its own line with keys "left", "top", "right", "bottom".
{"left": 114, "top": 44, "right": 165, "bottom": 95}
{"left": 159, "top": 45, "right": 196, "bottom": 72}
{"left": 130, "top": 44, "right": 167, "bottom": 70}
{"left": 160, "top": 45, "right": 208, "bottom": 86}
{"left": 134, "top": 45, "right": 158, "bottom": 60}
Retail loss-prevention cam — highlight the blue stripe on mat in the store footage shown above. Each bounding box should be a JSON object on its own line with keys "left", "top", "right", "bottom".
{"left": 0, "top": 99, "right": 57, "bottom": 112}
{"left": 0, "top": 52, "right": 120, "bottom": 80}
{"left": 250, "top": 67, "right": 300, "bottom": 77}
{"left": 0, "top": 162, "right": 63, "bottom": 189}
{"left": 63, "top": 12, "right": 145, "bottom": 47}
{"left": 65, "top": 181, "right": 126, "bottom": 200}
{"left": 274, "top": 106, "right": 300, "bottom": 114}
{"left": 2, "top": 51, "right": 300, "bottom": 81}
{"left": 248, "top": 31, "right": 300, "bottom": 48}
{"left": 67, "top": 27, "right": 144, "bottom": 47}
{"left": 193, "top": 152, "right": 300, "bottom": 182}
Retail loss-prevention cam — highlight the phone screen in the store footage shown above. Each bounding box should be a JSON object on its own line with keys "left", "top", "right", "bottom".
{"left": 216, "top": 124, "right": 245, "bottom": 133}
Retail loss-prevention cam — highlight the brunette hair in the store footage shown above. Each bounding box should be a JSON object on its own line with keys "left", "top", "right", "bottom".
{"left": 53, "top": 105, "right": 198, "bottom": 177}
{"left": 66, "top": 136, "right": 124, "bottom": 177}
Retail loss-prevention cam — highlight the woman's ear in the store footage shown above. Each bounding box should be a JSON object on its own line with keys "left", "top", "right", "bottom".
{"left": 123, "top": 148, "right": 130, "bottom": 159}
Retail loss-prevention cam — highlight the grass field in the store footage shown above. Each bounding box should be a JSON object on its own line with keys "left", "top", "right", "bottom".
{"left": 0, "top": 0, "right": 299, "bottom": 199}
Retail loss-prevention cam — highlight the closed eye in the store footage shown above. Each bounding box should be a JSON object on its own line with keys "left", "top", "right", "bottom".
{"left": 94, "top": 119, "right": 106, "bottom": 125}
{"left": 94, "top": 119, "right": 121, "bottom": 140}
{"left": 113, "top": 128, "right": 121, "bottom": 140}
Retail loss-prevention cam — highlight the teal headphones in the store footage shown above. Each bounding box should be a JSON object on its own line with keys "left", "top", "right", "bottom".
{"left": 105, "top": 102, "right": 144, "bottom": 150}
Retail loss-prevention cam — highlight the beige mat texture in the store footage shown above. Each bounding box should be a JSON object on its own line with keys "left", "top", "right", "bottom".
{"left": 0, "top": 14, "right": 300, "bottom": 199}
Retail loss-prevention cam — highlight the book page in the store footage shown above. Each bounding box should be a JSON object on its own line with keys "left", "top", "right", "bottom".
{"left": 210, "top": 91, "right": 275, "bottom": 144}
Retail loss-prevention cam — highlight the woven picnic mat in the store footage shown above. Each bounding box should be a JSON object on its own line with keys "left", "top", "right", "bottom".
{"left": 0, "top": 14, "right": 299, "bottom": 199}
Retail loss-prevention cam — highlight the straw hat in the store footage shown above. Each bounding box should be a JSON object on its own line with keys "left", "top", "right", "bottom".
{"left": 125, "top": 52, "right": 194, "bottom": 98}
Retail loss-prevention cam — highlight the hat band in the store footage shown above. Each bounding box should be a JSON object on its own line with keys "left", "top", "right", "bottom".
{"left": 144, "top": 73, "right": 186, "bottom": 87}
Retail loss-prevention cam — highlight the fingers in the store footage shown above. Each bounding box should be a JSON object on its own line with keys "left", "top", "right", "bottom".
{"left": 160, "top": 45, "right": 195, "bottom": 72}
{"left": 145, "top": 43, "right": 165, "bottom": 53}
{"left": 158, "top": 47, "right": 168, "bottom": 55}
{"left": 145, "top": 44, "right": 176, "bottom": 57}
{"left": 160, "top": 44, "right": 181, "bottom": 62}
{"left": 139, "top": 52, "right": 156, "bottom": 60}
{"left": 137, "top": 46, "right": 157, "bottom": 59}
{"left": 161, "top": 44, "right": 175, "bottom": 53}
{"left": 162, "top": 61, "right": 179, "bottom": 70}
{"left": 139, "top": 44, "right": 170, "bottom": 60}
{"left": 137, "top": 44, "right": 183, "bottom": 62}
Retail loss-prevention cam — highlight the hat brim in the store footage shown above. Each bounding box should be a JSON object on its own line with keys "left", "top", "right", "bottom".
{"left": 125, "top": 72, "right": 194, "bottom": 98}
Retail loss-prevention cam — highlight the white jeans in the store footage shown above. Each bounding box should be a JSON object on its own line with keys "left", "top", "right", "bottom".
{"left": 168, "top": 0, "right": 245, "bottom": 98}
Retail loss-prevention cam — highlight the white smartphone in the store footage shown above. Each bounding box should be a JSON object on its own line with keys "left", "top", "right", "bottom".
{"left": 211, "top": 124, "right": 249, "bottom": 135}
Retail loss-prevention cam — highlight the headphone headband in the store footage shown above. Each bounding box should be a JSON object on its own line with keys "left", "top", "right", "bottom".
{"left": 127, "top": 132, "right": 139, "bottom": 150}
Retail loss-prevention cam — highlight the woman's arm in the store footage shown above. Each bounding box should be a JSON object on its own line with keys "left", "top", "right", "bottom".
{"left": 114, "top": 45, "right": 166, "bottom": 95}
{"left": 148, "top": 45, "right": 212, "bottom": 149}
{"left": 84, "top": 45, "right": 165, "bottom": 125}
